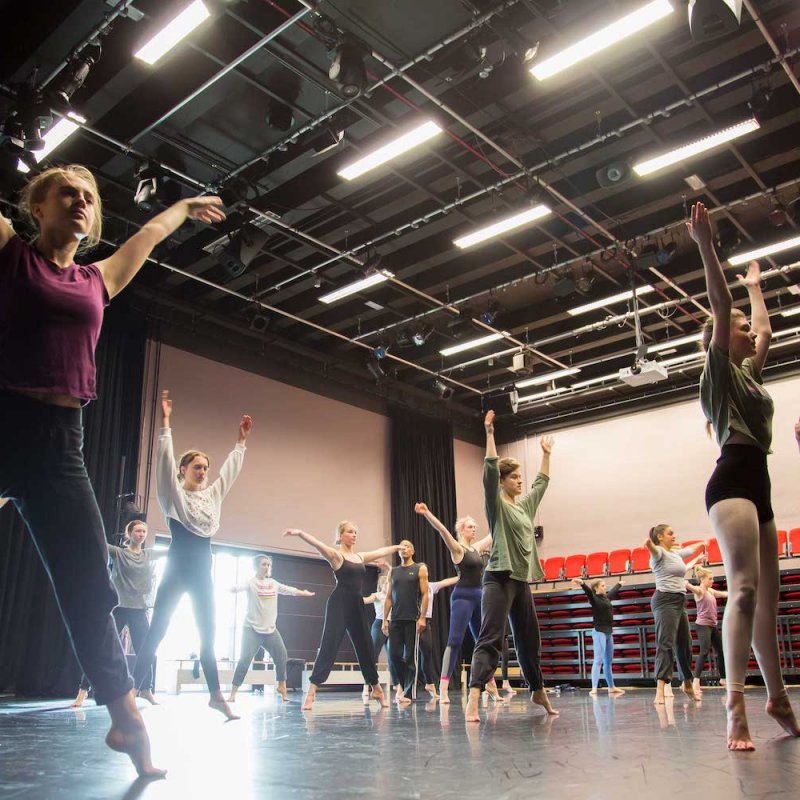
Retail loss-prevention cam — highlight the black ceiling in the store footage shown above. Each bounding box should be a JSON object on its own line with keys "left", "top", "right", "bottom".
{"left": 2, "top": 0, "right": 800, "bottom": 439}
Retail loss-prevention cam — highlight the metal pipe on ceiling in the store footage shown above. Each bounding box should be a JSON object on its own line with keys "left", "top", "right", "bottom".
{"left": 743, "top": 0, "right": 800, "bottom": 98}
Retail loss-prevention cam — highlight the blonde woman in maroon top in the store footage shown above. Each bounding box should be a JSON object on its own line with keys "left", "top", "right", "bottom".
{"left": 0, "top": 165, "right": 224, "bottom": 778}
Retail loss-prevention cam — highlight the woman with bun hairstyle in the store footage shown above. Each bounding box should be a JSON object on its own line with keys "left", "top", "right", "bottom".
{"left": 686, "top": 565, "right": 727, "bottom": 697}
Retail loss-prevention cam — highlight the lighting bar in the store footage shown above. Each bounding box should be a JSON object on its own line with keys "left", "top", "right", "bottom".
{"left": 633, "top": 118, "right": 760, "bottom": 177}
{"left": 17, "top": 113, "right": 87, "bottom": 174}
{"left": 659, "top": 351, "right": 704, "bottom": 368}
{"left": 728, "top": 234, "right": 800, "bottom": 266}
{"left": 319, "top": 270, "right": 394, "bottom": 304}
{"left": 567, "top": 285, "right": 655, "bottom": 316}
{"left": 453, "top": 204, "right": 551, "bottom": 249}
{"left": 647, "top": 332, "right": 702, "bottom": 353}
{"left": 135, "top": 1, "right": 211, "bottom": 65}
{"left": 517, "top": 387, "right": 569, "bottom": 404}
{"left": 516, "top": 366, "right": 581, "bottom": 389}
{"left": 781, "top": 306, "right": 800, "bottom": 318}
{"left": 440, "top": 332, "right": 505, "bottom": 357}
{"left": 775, "top": 325, "right": 800, "bottom": 338}
{"left": 530, "top": 0, "right": 674, "bottom": 81}
{"left": 337, "top": 120, "right": 443, "bottom": 180}
{"left": 571, "top": 372, "right": 618, "bottom": 389}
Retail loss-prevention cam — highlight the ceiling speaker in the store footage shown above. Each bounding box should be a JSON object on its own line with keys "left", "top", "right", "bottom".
{"left": 688, "top": 0, "right": 742, "bottom": 43}
{"left": 596, "top": 162, "right": 632, "bottom": 189}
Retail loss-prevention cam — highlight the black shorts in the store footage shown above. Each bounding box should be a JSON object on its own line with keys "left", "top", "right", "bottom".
{"left": 705, "top": 443, "right": 773, "bottom": 524}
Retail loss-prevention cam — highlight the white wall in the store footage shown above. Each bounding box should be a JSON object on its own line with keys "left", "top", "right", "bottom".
{"left": 500, "top": 373, "right": 800, "bottom": 558}
{"left": 454, "top": 437, "right": 486, "bottom": 529}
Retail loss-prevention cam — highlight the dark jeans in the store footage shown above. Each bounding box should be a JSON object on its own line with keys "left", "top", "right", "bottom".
{"left": 389, "top": 620, "right": 418, "bottom": 696}
{"left": 133, "top": 519, "right": 220, "bottom": 695}
{"left": 371, "top": 618, "right": 398, "bottom": 685}
{"left": 0, "top": 392, "right": 132, "bottom": 705}
{"left": 651, "top": 590, "right": 693, "bottom": 683}
{"left": 80, "top": 607, "right": 154, "bottom": 692}
{"left": 470, "top": 571, "right": 543, "bottom": 691}
{"left": 693, "top": 623, "right": 726, "bottom": 680}
{"left": 232, "top": 625, "right": 288, "bottom": 685}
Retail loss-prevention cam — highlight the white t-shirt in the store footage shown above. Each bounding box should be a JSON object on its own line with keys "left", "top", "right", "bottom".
{"left": 425, "top": 581, "right": 445, "bottom": 620}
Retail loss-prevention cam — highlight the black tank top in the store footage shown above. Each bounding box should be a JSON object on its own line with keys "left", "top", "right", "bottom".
{"left": 455, "top": 547, "right": 485, "bottom": 589}
{"left": 391, "top": 562, "right": 424, "bottom": 621}
{"left": 333, "top": 557, "right": 366, "bottom": 594}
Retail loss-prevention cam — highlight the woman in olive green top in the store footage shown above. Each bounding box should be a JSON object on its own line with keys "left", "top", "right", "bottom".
{"left": 465, "top": 409, "right": 556, "bottom": 723}
{"left": 690, "top": 201, "right": 799, "bottom": 751}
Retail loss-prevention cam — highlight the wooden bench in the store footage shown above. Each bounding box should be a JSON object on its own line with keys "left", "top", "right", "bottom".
{"left": 167, "top": 659, "right": 277, "bottom": 694}
{"left": 300, "top": 662, "right": 469, "bottom": 691}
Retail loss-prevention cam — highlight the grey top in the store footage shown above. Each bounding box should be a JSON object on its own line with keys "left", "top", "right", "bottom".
{"left": 234, "top": 577, "right": 303, "bottom": 634}
{"left": 107, "top": 545, "right": 158, "bottom": 609}
{"left": 650, "top": 546, "right": 694, "bottom": 594}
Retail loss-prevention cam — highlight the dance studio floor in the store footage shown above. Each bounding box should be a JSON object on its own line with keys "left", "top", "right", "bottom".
{"left": 1, "top": 688, "right": 798, "bottom": 799}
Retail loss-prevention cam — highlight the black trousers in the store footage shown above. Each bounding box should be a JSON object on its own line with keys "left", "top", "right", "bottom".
{"left": 0, "top": 393, "right": 132, "bottom": 706}
{"left": 389, "top": 620, "right": 419, "bottom": 696}
{"left": 133, "top": 520, "right": 220, "bottom": 694}
{"left": 470, "top": 571, "right": 543, "bottom": 691}
{"left": 651, "top": 590, "right": 693, "bottom": 683}
{"left": 693, "top": 623, "right": 726, "bottom": 680}
{"left": 371, "top": 618, "right": 398, "bottom": 685}
{"left": 417, "top": 623, "right": 437, "bottom": 685}
{"left": 310, "top": 588, "right": 378, "bottom": 686}
{"left": 80, "top": 607, "right": 154, "bottom": 692}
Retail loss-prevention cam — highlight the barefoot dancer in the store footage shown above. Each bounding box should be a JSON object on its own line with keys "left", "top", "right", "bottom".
{"left": 228, "top": 554, "right": 315, "bottom": 703}
{"left": 417, "top": 575, "right": 460, "bottom": 701}
{"left": 414, "top": 504, "right": 491, "bottom": 704}
{"left": 686, "top": 565, "right": 727, "bottom": 697}
{"left": 131, "top": 390, "right": 251, "bottom": 721}
{"left": 571, "top": 577, "right": 625, "bottom": 696}
{"left": 466, "top": 411, "right": 557, "bottom": 722}
{"left": 362, "top": 568, "right": 399, "bottom": 700}
{"left": 72, "top": 520, "right": 163, "bottom": 708}
{"left": 0, "top": 165, "right": 221, "bottom": 776}
{"left": 689, "top": 201, "right": 800, "bottom": 750}
{"left": 283, "top": 524, "right": 400, "bottom": 710}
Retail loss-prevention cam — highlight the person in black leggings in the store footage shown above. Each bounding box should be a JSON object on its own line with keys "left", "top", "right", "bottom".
{"left": 362, "top": 570, "right": 398, "bottom": 699}
{"left": 284, "top": 523, "right": 401, "bottom": 710}
{"left": 131, "top": 390, "right": 251, "bottom": 721}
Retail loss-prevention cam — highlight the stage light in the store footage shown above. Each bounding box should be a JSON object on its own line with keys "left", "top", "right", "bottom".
{"left": 329, "top": 38, "right": 367, "bottom": 98}
{"left": 49, "top": 44, "right": 102, "bottom": 111}
{"left": 516, "top": 367, "right": 581, "bottom": 389}
{"left": 728, "top": 234, "right": 800, "bottom": 266}
{"left": 688, "top": 0, "right": 742, "bottom": 43}
{"left": 530, "top": 0, "right": 674, "bottom": 81}
{"left": 366, "top": 357, "right": 386, "bottom": 382}
{"left": 440, "top": 332, "right": 505, "bottom": 357}
{"left": 16, "top": 113, "right": 86, "bottom": 174}
{"left": 319, "top": 270, "right": 394, "bottom": 304}
{"left": 433, "top": 379, "right": 454, "bottom": 400}
{"left": 453, "top": 204, "right": 551, "bottom": 249}
{"left": 567, "top": 285, "right": 654, "bottom": 316}
{"left": 267, "top": 99, "right": 294, "bottom": 132}
{"left": 135, "top": 1, "right": 210, "bottom": 65}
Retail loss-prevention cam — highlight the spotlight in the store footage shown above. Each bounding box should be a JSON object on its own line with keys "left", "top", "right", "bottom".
{"left": 373, "top": 345, "right": 387, "bottom": 359}
{"left": 133, "top": 162, "right": 160, "bottom": 211}
{"left": 366, "top": 357, "right": 386, "bottom": 382}
{"left": 715, "top": 217, "right": 742, "bottom": 257}
{"left": 249, "top": 312, "right": 270, "bottom": 333}
{"left": 656, "top": 241, "right": 678, "bottom": 265}
{"left": 411, "top": 327, "right": 432, "bottom": 347}
{"left": 2, "top": 81, "right": 51, "bottom": 152}
{"left": 329, "top": 38, "right": 367, "bottom": 98}
{"left": 595, "top": 161, "right": 632, "bottom": 189}
{"left": 433, "top": 378, "right": 454, "bottom": 400}
{"left": 479, "top": 300, "right": 502, "bottom": 326}
{"left": 748, "top": 85, "right": 773, "bottom": 118}
{"left": 308, "top": 125, "right": 344, "bottom": 157}
{"left": 49, "top": 43, "right": 101, "bottom": 112}
{"left": 214, "top": 235, "right": 247, "bottom": 280}
{"left": 688, "top": 0, "right": 742, "bottom": 43}
{"left": 509, "top": 389, "right": 519, "bottom": 414}
{"left": 267, "top": 98, "right": 294, "bottom": 132}
{"left": 214, "top": 224, "right": 269, "bottom": 282}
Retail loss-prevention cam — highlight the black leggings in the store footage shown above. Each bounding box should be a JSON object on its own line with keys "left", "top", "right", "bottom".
{"left": 0, "top": 393, "right": 131, "bottom": 706}
{"left": 418, "top": 623, "right": 437, "bottom": 685}
{"left": 80, "top": 607, "right": 154, "bottom": 692}
{"left": 693, "top": 623, "right": 726, "bottom": 680}
{"left": 389, "top": 620, "right": 418, "bottom": 696}
{"left": 371, "top": 618, "right": 398, "bottom": 685}
{"left": 133, "top": 520, "right": 220, "bottom": 695}
{"left": 470, "top": 571, "right": 542, "bottom": 691}
{"left": 651, "top": 590, "right": 693, "bottom": 683}
{"left": 310, "top": 588, "right": 378, "bottom": 686}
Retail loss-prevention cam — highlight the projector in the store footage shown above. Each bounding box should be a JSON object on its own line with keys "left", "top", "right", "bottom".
{"left": 618, "top": 360, "right": 669, "bottom": 387}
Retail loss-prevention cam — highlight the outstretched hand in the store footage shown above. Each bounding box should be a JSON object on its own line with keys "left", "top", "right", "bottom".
{"left": 686, "top": 202, "right": 713, "bottom": 249}
{"left": 238, "top": 414, "right": 253, "bottom": 442}
{"left": 183, "top": 196, "right": 226, "bottom": 225}
{"left": 161, "top": 389, "right": 172, "bottom": 419}
{"left": 570, "top": 578, "right": 583, "bottom": 587}
{"left": 484, "top": 409, "right": 495, "bottom": 433}
{"left": 736, "top": 260, "right": 761, "bottom": 289}
{"left": 414, "top": 502, "right": 429, "bottom": 515}
{"left": 540, "top": 435, "right": 554, "bottom": 455}
{"left": 283, "top": 528, "right": 304, "bottom": 538}
{"left": 795, "top": 417, "right": 800, "bottom": 447}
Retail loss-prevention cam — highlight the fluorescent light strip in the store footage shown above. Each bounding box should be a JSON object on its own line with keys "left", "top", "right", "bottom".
{"left": 319, "top": 271, "right": 393, "bottom": 304}
{"left": 516, "top": 366, "right": 581, "bottom": 389}
{"left": 572, "top": 372, "right": 618, "bottom": 389}
{"left": 659, "top": 351, "right": 704, "bottom": 368}
{"left": 530, "top": 0, "right": 674, "bottom": 81}
{"left": 337, "top": 120, "right": 443, "bottom": 180}
{"left": 135, "top": 1, "right": 211, "bottom": 65}
{"left": 17, "top": 113, "right": 87, "bottom": 174}
{"left": 633, "top": 118, "right": 760, "bottom": 177}
{"left": 647, "top": 332, "right": 702, "bottom": 353}
{"left": 517, "top": 387, "right": 569, "bottom": 403}
{"left": 781, "top": 306, "right": 800, "bottom": 318}
{"left": 728, "top": 234, "right": 800, "bottom": 266}
{"left": 440, "top": 332, "right": 505, "bottom": 357}
{"left": 454, "top": 204, "right": 551, "bottom": 249}
{"left": 567, "top": 285, "right": 655, "bottom": 316}
{"left": 775, "top": 325, "right": 800, "bottom": 338}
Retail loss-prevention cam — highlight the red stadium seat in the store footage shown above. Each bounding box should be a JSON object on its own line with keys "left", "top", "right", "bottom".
{"left": 778, "top": 529, "right": 788, "bottom": 557}
{"left": 608, "top": 549, "right": 631, "bottom": 575}
{"left": 789, "top": 529, "right": 800, "bottom": 557}
{"left": 631, "top": 546, "right": 650, "bottom": 572}
{"left": 564, "top": 554, "right": 587, "bottom": 580}
{"left": 585, "top": 552, "right": 609, "bottom": 577}
{"left": 543, "top": 556, "right": 565, "bottom": 582}
{"left": 706, "top": 538, "right": 723, "bottom": 565}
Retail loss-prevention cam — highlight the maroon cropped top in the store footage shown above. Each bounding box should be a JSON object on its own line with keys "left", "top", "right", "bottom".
{"left": 0, "top": 236, "right": 108, "bottom": 401}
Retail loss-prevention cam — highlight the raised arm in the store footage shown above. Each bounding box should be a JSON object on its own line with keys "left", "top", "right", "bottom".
{"left": 484, "top": 410, "right": 497, "bottom": 458}
{"left": 274, "top": 580, "right": 315, "bottom": 597}
{"left": 282, "top": 529, "right": 342, "bottom": 568}
{"left": 687, "top": 201, "right": 732, "bottom": 351}
{"left": 645, "top": 538, "right": 662, "bottom": 560}
{"left": 607, "top": 579, "right": 624, "bottom": 600}
{"left": 417, "top": 564, "right": 429, "bottom": 632}
{"left": 414, "top": 502, "right": 463, "bottom": 561}
{"left": 359, "top": 544, "right": 403, "bottom": 564}
{"left": 571, "top": 577, "right": 595, "bottom": 602}
{"left": 96, "top": 197, "right": 226, "bottom": 298}
{"left": 795, "top": 418, "right": 800, "bottom": 454}
{"left": 684, "top": 581, "right": 704, "bottom": 597}
{"left": 210, "top": 414, "right": 252, "bottom": 500}
{"left": 538, "top": 435, "right": 553, "bottom": 478}
{"left": 474, "top": 533, "right": 493, "bottom": 553}
{"left": 155, "top": 390, "right": 181, "bottom": 515}
{"left": 738, "top": 260, "right": 772, "bottom": 373}
{"left": 434, "top": 576, "right": 460, "bottom": 591}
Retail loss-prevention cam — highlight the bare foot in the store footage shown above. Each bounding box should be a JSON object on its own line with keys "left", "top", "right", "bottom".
{"left": 501, "top": 682, "right": 517, "bottom": 698}
{"left": 726, "top": 692, "right": 755, "bottom": 751}
{"left": 362, "top": 685, "right": 370, "bottom": 704}
{"left": 608, "top": 687, "right": 625, "bottom": 696}
{"left": 396, "top": 692, "right": 412, "bottom": 706}
{"left": 302, "top": 686, "right": 316, "bottom": 711}
{"left": 465, "top": 689, "right": 480, "bottom": 723}
{"left": 70, "top": 694, "right": 86, "bottom": 709}
{"left": 371, "top": 686, "right": 389, "bottom": 708}
{"left": 209, "top": 698, "right": 240, "bottom": 721}
{"left": 137, "top": 690, "right": 159, "bottom": 706}
{"left": 425, "top": 684, "right": 439, "bottom": 701}
{"left": 589, "top": 688, "right": 598, "bottom": 696}
{"left": 484, "top": 680, "right": 501, "bottom": 702}
{"left": 664, "top": 684, "right": 674, "bottom": 698}
{"left": 531, "top": 689, "right": 559, "bottom": 716}
{"left": 106, "top": 692, "right": 166, "bottom": 779}
{"left": 766, "top": 694, "right": 800, "bottom": 737}
{"left": 682, "top": 681, "right": 700, "bottom": 702}
{"left": 440, "top": 685, "right": 450, "bottom": 705}
{"left": 653, "top": 693, "right": 665, "bottom": 705}
{"left": 277, "top": 687, "right": 289, "bottom": 703}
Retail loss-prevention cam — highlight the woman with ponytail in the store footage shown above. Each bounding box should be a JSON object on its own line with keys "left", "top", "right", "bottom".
{"left": 686, "top": 565, "right": 727, "bottom": 697}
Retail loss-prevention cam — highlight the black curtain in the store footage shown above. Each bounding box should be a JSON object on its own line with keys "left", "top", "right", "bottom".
{"left": 389, "top": 407, "right": 458, "bottom": 686}
{"left": 0, "top": 297, "right": 147, "bottom": 698}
